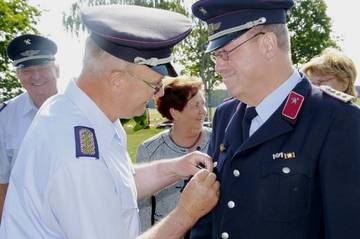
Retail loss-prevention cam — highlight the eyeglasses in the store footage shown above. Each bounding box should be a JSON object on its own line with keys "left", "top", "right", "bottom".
{"left": 140, "top": 77, "right": 163, "bottom": 95}
{"left": 126, "top": 70, "right": 164, "bottom": 95}
{"left": 211, "top": 32, "right": 265, "bottom": 61}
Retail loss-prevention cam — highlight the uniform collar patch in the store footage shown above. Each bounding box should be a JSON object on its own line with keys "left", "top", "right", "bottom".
{"left": 74, "top": 126, "right": 99, "bottom": 159}
{"left": 282, "top": 91, "right": 304, "bottom": 122}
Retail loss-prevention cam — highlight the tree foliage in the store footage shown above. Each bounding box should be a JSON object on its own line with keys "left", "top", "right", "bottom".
{"left": 0, "top": 0, "right": 40, "bottom": 102}
{"left": 289, "top": 0, "right": 338, "bottom": 65}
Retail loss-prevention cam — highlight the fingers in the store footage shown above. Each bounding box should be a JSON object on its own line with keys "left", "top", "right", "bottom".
{"left": 193, "top": 169, "right": 209, "bottom": 181}
{"left": 191, "top": 151, "right": 213, "bottom": 172}
{"left": 204, "top": 171, "right": 217, "bottom": 185}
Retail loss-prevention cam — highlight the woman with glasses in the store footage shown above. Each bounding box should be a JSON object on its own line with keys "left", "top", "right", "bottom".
{"left": 136, "top": 76, "right": 211, "bottom": 238}
{"left": 302, "top": 48, "right": 357, "bottom": 98}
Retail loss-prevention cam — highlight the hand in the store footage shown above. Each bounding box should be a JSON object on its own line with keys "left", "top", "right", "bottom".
{"left": 177, "top": 169, "right": 220, "bottom": 224}
{"left": 171, "top": 151, "right": 213, "bottom": 180}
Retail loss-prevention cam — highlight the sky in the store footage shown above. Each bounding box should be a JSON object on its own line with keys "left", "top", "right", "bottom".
{"left": 27, "top": 0, "right": 360, "bottom": 91}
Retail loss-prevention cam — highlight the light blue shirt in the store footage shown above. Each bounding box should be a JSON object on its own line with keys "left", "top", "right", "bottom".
{"left": 250, "top": 71, "right": 302, "bottom": 136}
{"left": 0, "top": 92, "right": 38, "bottom": 183}
{"left": 0, "top": 79, "right": 139, "bottom": 239}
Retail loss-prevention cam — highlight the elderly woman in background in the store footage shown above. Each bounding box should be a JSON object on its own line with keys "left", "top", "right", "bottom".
{"left": 302, "top": 48, "right": 357, "bottom": 97}
{"left": 136, "top": 76, "right": 211, "bottom": 236}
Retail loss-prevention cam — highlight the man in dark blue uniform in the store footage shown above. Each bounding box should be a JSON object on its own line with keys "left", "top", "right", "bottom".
{"left": 190, "top": 0, "right": 360, "bottom": 238}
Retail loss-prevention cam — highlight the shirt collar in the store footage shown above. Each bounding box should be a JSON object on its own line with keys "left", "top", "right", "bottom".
{"left": 256, "top": 70, "right": 302, "bottom": 123}
{"left": 64, "top": 79, "right": 124, "bottom": 146}
{"left": 20, "top": 92, "right": 38, "bottom": 117}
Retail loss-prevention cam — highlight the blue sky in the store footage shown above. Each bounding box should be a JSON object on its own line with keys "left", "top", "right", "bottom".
{"left": 28, "top": 0, "right": 360, "bottom": 90}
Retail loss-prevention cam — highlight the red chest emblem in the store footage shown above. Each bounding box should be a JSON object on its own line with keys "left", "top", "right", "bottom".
{"left": 282, "top": 91, "right": 304, "bottom": 120}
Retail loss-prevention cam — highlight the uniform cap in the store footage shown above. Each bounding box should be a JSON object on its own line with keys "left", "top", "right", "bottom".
{"left": 192, "top": 0, "right": 294, "bottom": 52}
{"left": 81, "top": 5, "right": 193, "bottom": 76}
{"left": 7, "top": 34, "right": 57, "bottom": 68}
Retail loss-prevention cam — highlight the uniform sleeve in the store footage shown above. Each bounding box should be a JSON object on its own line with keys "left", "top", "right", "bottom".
{"left": 46, "top": 160, "right": 137, "bottom": 239}
{"left": 136, "top": 143, "right": 153, "bottom": 232}
{"left": 0, "top": 126, "right": 10, "bottom": 183}
{"left": 319, "top": 105, "right": 360, "bottom": 238}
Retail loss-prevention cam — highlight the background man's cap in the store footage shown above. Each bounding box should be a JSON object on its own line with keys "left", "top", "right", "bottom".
{"left": 192, "top": 0, "right": 294, "bottom": 52}
{"left": 7, "top": 34, "right": 57, "bottom": 68}
{"left": 81, "top": 5, "right": 193, "bottom": 76}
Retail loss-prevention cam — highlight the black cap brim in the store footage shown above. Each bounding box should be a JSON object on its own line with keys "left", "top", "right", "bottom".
{"left": 206, "top": 30, "right": 247, "bottom": 53}
{"left": 149, "top": 63, "right": 177, "bottom": 77}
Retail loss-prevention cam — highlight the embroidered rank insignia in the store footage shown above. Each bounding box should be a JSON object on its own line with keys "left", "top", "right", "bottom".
{"left": 320, "top": 85, "right": 355, "bottom": 103}
{"left": 0, "top": 102, "right": 7, "bottom": 112}
{"left": 282, "top": 91, "right": 304, "bottom": 120}
{"left": 74, "top": 126, "right": 99, "bottom": 159}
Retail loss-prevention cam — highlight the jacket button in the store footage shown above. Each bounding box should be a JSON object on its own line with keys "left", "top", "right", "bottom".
{"left": 221, "top": 232, "right": 229, "bottom": 239}
{"left": 213, "top": 161, "right": 218, "bottom": 168}
{"left": 282, "top": 167, "right": 291, "bottom": 174}
{"left": 233, "top": 169, "right": 240, "bottom": 177}
{"left": 227, "top": 201, "right": 235, "bottom": 208}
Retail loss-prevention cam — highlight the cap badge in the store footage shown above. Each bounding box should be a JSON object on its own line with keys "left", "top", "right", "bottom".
{"left": 282, "top": 91, "right": 304, "bottom": 120}
{"left": 199, "top": 7, "right": 207, "bottom": 15}
{"left": 208, "top": 22, "right": 221, "bottom": 35}
{"left": 74, "top": 126, "right": 99, "bottom": 159}
{"left": 24, "top": 39, "right": 31, "bottom": 45}
{"left": 20, "top": 50, "right": 40, "bottom": 57}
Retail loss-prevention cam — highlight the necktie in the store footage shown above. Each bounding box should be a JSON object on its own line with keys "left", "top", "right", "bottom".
{"left": 242, "top": 107, "right": 257, "bottom": 141}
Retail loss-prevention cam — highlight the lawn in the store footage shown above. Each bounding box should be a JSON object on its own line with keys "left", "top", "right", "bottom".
{"left": 125, "top": 109, "right": 166, "bottom": 162}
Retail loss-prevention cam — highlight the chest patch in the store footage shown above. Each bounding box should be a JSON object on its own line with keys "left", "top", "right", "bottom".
{"left": 74, "top": 126, "right": 99, "bottom": 159}
{"left": 282, "top": 91, "right": 304, "bottom": 120}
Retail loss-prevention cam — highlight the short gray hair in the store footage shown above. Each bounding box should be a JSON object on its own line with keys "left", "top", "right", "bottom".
{"left": 82, "top": 36, "right": 108, "bottom": 74}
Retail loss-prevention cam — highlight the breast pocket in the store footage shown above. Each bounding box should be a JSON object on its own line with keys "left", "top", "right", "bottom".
{"left": 260, "top": 160, "right": 312, "bottom": 222}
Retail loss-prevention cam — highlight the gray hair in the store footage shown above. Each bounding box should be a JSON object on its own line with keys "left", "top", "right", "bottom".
{"left": 82, "top": 36, "right": 109, "bottom": 74}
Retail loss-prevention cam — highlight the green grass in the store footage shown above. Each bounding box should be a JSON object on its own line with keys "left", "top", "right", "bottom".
{"left": 125, "top": 126, "right": 164, "bottom": 162}
{"left": 125, "top": 109, "right": 166, "bottom": 162}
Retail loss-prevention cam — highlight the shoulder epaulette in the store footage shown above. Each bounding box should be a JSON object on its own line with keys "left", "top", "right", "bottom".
{"left": 74, "top": 126, "right": 99, "bottom": 159}
{"left": 320, "top": 85, "right": 355, "bottom": 103}
{"left": 0, "top": 102, "right": 7, "bottom": 112}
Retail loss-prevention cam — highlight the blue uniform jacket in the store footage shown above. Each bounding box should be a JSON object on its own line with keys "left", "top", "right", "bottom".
{"left": 191, "top": 77, "right": 360, "bottom": 239}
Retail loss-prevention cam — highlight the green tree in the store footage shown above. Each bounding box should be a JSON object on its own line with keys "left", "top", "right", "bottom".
{"left": 0, "top": 0, "right": 40, "bottom": 102}
{"left": 289, "top": 0, "right": 338, "bottom": 65}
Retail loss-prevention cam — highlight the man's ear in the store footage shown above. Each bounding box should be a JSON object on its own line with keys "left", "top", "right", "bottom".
{"left": 109, "top": 70, "right": 124, "bottom": 88}
{"left": 261, "top": 32, "right": 277, "bottom": 59}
